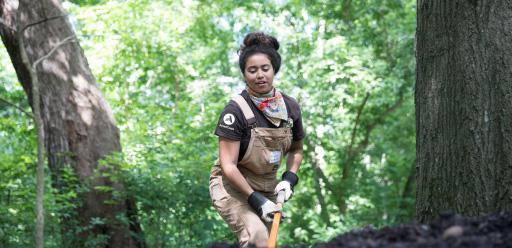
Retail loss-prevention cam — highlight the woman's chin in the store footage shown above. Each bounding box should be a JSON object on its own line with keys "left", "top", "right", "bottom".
{"left": 255, "top": 86, "right": 272, "bottom": 94}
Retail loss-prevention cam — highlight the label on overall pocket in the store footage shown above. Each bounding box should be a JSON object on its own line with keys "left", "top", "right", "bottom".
{"left": 269, "top": 151, "right": 282, "bottom": 164}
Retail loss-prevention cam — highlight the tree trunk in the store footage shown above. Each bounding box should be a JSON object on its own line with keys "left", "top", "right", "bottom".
{"left": 0, "top": 1, "right": 145, "bottom": 246}
{"left": 415, "top": 0, "right": 512, "bottom": 223}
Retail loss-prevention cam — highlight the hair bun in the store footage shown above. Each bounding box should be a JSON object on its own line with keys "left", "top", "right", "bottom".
{"left": 238, "top": 32, "right": 282, "bottom": 74}
{"left": 241, "top": 32, "right": 279, "bottom": 52}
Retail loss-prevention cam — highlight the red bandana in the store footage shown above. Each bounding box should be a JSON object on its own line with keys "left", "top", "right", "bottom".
{"left": 247, "top": 88, "right": 288, "bottom": 127}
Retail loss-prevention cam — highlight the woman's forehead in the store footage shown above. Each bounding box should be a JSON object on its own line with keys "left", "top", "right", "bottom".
{"left": 246, "top": 53, "right": 271, "bottom": 67}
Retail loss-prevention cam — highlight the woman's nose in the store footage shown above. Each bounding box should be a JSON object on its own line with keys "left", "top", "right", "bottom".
{"left": 256, "top": 70, "right": 264, "bottom": 79}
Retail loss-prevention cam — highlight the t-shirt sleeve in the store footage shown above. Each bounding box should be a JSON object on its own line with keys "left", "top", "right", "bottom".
{"left": 292, "top": 105, "right": 305, "bottom": 141}
{"left": 284, "top": 96, "right": 305, "bottom": 141}
{"left": 214, "top": 102, "right": 246, "bottom": 141}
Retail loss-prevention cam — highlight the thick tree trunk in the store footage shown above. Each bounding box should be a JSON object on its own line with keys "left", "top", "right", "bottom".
{"left": 416, "top": 0, "right": 512, "bottom": 223}
{"left": 0, "top": 1, "right": 145, "bottom": 247}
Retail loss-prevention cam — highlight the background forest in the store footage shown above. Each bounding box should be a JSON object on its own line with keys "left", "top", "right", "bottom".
{"left": 0, "top": 0, "right": 416, "bottom": 247}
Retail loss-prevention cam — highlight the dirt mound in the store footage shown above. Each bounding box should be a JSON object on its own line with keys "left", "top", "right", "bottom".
{"left": 208, "top": 212, "right": 512, "bottom": 248}
{"left": 314, "top": 212, "right": 512, "bottom": 248}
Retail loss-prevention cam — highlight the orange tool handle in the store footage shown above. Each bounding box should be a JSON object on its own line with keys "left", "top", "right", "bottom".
{"left": 268, "top": 191, "right": 285, "bottom": 248}
{"left": 268, "top": 203, "right": 282, "bottom": 248}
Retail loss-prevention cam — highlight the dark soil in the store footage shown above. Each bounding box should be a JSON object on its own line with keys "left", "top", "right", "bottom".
{"left": 208, "top": 212, "right": 512, "bottom": 248}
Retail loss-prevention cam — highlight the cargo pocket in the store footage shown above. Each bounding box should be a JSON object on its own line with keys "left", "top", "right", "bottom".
{"left": 210, "top": 180, "right": 229, "bottom": 210}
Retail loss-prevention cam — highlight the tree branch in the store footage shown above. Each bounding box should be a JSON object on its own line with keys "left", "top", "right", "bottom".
{"left": 345, "top": 92, "right": 405, "bottom": 167}
{"left": 342, "top": 0, "right": 353, "bottom": 22}
{"left": 310, "top": 154, "right": 331, "bottom": 226}
{"left": 21, "top": 14, "right": 67, "bottom": 34}
{"left": 338, "top": 91, "right": 406, "bottom": 213}
{"left": 0, "top": 96, "right": 33, "bottom": 118}
{"left": 312, "top": 159, "right": 337, "bottom": 195}
{"left": 347, "top": 92, "right": 370, "bottom": 156}
{"left": 398, "top": 159, "right": 416, "bottom": 221}
{"left": 17, "top": 7, "right": 46, "bottom": 247}
{"left": 400, "top": 160, "right": 416, "bottom": 202}
{"left": 32, "top": 35, "right": 76, "bottom": 69}
{"left": 366, "top": 92, "right": 405, "bottom": 132}
{"left": 1, "top": 5, "right": 67, "bottom": 33}
{"left": 303, "top": 136, "right": 343, "bottom": 218}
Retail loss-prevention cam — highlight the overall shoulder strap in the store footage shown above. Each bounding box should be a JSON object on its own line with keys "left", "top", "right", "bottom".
{"left": 232, "top": 95, "right": 257, "bottom": 128}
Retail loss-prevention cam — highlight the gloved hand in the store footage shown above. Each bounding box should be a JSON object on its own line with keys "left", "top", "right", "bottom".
{"left": 274, "top": 171, "right": 299, "bottom": 202}
{"left": 248, "top": 191, "right": 280, "bottom": 222}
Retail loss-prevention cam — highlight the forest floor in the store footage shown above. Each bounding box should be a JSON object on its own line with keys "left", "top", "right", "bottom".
{"left": 208, "top": 212, "right": 512, "bottom": 247}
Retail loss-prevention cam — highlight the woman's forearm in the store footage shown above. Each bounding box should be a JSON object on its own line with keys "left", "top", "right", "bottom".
{"left": 219, "top": 137, "right": 254, "bottom": 199}
{"left": 222, "top": 165, "right": 254, "bottom": 198}
{"left": 286, "top": 139, "right": 304, "bottom": 173}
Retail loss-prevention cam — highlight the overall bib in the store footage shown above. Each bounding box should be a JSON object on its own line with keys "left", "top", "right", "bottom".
{"left": 209, "top": 95, "right": 293, "bottom": 247}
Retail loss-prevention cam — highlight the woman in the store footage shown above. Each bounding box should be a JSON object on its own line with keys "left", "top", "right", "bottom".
{"left": 209, "top": 32, "right": 304, "bottom": 247}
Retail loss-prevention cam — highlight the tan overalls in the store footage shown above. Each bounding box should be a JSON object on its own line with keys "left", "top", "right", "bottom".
{"left": 209, "top": 95, "right": 293, "bottom": 248}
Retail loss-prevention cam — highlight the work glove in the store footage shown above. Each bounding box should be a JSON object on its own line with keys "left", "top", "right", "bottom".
{"left": 248, "top": 191, "right": 281, "bottom": 222}
{"left": 274, "top": 171, "right": 299, "bottom": 202}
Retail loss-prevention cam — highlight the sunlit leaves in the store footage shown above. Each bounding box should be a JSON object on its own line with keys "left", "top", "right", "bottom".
{"left": 0, "top": 0, "right": 416, "bottom": 247}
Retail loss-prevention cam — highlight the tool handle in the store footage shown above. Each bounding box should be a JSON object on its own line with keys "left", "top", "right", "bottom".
{"left": 268, "top": 191, "right": 286, "bottom": 248}
{"left": 268, "top": 203, "right": 282, "bottom": 248}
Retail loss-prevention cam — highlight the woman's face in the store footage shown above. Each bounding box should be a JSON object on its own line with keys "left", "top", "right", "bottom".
{"left": 244, "top": 53, "right": 274, "bottom": 94}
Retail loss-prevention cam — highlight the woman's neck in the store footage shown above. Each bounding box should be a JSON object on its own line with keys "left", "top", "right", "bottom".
{"left": 247, "top": 87, "right": 274, "bottom": 97}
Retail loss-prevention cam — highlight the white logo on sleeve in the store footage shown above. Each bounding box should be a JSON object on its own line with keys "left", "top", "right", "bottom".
{"left": 223, "top": 113, "right": 235, "bottom": 125}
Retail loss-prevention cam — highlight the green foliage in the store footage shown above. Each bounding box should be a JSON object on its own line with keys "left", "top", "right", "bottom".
{"left": 0, "top": 0, "right": 416, "bottom": 247}
{"left": 0, "top": 43, "right": 35, "bottom": 248}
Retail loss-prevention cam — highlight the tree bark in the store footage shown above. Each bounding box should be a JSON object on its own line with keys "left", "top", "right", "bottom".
{"left": 416, "top": 0, "right": 512, "bottom": 223}
{"left": 0, "top": 1, "right": 145, "bottom": 246}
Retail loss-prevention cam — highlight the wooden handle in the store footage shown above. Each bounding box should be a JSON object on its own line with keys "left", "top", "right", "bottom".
{"left": 268, "top": 191, "right": 285, "bottom": 248}
{"left": 268, "top": 202, "right": 282, "bottom": 248}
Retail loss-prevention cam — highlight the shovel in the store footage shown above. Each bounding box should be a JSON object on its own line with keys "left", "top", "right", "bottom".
{"left": 268, "top": 190, "right": 286, "bottom": 248}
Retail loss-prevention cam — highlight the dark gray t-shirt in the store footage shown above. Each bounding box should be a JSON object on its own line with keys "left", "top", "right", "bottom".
{"left": 215, "top": 90, "right": 305, "bottom": 162}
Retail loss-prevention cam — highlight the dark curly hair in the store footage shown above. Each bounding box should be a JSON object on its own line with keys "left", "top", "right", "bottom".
{"left": 238, "top": 32, "right": 281, "bottom": 74}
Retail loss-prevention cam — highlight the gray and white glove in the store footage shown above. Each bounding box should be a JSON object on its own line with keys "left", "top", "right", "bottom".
{"left": 275, "top": 181, "right": 293, "bottom": 201}
{"left": 248, "top": 192, "right": 280, "bottom": 222}
{"left": 274, "top": 171, "right": 299, "bottom": 202}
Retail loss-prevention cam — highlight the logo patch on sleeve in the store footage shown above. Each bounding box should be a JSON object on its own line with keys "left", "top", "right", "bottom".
{"left": 223, "top": 113, "right": 235, "bottom": 125}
